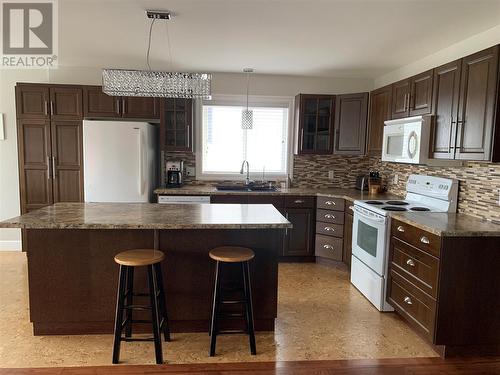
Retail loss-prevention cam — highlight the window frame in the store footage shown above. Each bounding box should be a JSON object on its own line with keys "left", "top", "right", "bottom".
{"left": 194, "top": 95, "right": 295, "bottom": 181}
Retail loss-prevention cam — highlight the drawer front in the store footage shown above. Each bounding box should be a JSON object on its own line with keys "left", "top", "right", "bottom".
{"left": 285, "top": 195, "right": 315, "bottom": 208}
{"left": 391, "top": 219, "right": 441, "bottom": 257}
{"left": 315, "top": 235, "right": 343, "bottom": 261}
{"left": 317, "top": 196, "right": 345, "bottom": 211}
{"left": 317, "top": 209, "right": 344, "bottom": 224}
{"left": 390, "top": 237, "right": 439, "bottom": 298}
{"left": 316, "top": 222, "right": 343, "bottom": 238}
{"left": 388, "top": 269, "right": 436, "bottom": 341}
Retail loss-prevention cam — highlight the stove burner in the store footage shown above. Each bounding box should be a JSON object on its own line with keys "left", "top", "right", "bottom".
{"left": 385, "top": 200, "right": 409, "bottom": 206}
{"left": 382, "top": 206, "right": 408, "bottom": 212}
{"left": 365, "top": 201, "right": 384, "bottom": 205}
{"left": 410, "top": 207, "right": 431, "bottom": 211}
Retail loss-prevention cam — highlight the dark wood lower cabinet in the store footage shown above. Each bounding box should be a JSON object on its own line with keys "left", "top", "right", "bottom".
{"left": 283, "top": 208, "right": 314, "bottom": 257}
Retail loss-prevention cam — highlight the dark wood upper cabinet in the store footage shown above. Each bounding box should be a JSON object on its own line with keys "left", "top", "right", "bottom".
{"left": 295, "top": 94, "right": 335, "bottom": 154}
{"left": 50, "top": 121, "right": 84, "bottom": 203}
{"left": 333, "top": 92, "right": 368, "bottom": 155}
{"left": 283, "top": 208, "right": 314, "bottom": 257}
{"left": 83, "top": 86, "right": 120, "bottom": 118}
{"left": 50, "top": 86, "right": 83, "bottom": 120}
{"left": 16, "top": 85, "right": 50, "bottom": 119}
{"left": 455, "top": 46, "right": 499, "bottom": 161}
{"left": 83, "top": 86, "right": 159, "bottom": 120}
{"left": 122, "top": 97, "right": 159, "bottom": 119}
{"left": 160, "top": 98, "right": 193, "bottom": 152}
{"left": 430, "top": 60, "right": 462, "bottom": 159}
{"left": 17, "top": 119, "right": 53, "bottom": 213}
{"left": 391, "top": 79, "right": 411, "bottom": 119}
{"left": 367, "top": 85, "right": 392, "bottom": 156}
{"left": 409, "top": 69, "right": 433, "bottom": 116}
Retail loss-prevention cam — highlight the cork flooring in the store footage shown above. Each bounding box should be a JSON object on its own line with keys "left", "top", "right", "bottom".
{"left": 0, "top": 252, "right": 436, "bottom": 368}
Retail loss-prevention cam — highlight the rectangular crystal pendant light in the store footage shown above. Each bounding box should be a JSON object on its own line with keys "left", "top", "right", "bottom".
{"left": 102, "top": 69, "right": 212, "bottom": 99}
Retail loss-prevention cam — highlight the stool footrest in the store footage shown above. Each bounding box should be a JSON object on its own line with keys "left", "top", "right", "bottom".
{"left": 217, "top": 329, "right": 247, "bottom": 335}
{"left": 121, "top": 337, "right": 154, "bottom": 342}
{"left": 221, "top": 299, "right": 246, "bottom": 305}
{"left": 123, "top": 304, "right": 151, "bottom": 310}
{"left": 219, "top": 312, "right": 245, "bottom": 319}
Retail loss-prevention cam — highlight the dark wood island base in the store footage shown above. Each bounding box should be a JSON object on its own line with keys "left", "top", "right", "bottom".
{"left": 26, "top": 228, "right": 282, "bottom": 335}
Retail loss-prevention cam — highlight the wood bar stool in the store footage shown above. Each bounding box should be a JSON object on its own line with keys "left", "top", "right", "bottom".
{"left": 112, "top": 249, "right": 170, "bottom": 365}
{"left": 209, "top": 246, "right": 256, "bottom": 356}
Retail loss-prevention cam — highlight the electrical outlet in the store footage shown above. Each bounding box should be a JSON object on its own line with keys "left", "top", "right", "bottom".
{"left": 185, "top": 166, "right": 195, "bottom": 177}
{"left": 393, "top": 174, "right": 399, "bottom": 184}
{"left": 328, "top": 171, "right": 334, "bottom": 181}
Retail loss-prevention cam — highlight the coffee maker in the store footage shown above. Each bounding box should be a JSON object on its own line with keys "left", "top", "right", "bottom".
{"left": 166, "top": 160, "right": 184, "bottom": 188}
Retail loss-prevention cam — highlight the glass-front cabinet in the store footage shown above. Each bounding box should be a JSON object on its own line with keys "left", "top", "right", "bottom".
{"left": 160, "top": 98, "right": 193, "bottom": 152}
{"left": 295, "top": 94, "right": 335, "bottom": 154}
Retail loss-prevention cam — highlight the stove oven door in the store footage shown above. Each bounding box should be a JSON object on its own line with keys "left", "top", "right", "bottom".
{"left": 352, "top": 206, "right": 388, "bottom": 276}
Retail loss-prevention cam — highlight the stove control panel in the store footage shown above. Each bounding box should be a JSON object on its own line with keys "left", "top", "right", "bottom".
{"left": 406, "top": 174, "right": 458, "bottom": 200}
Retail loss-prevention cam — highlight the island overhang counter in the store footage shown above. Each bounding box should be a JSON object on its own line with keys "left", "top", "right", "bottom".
{"left": 0, "top": 202, "right": 291, "bottom": 335}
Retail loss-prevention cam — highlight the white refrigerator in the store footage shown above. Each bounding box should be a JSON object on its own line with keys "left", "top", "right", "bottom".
{"left": 83, "top": 120, "right": 157, "bottom": 203}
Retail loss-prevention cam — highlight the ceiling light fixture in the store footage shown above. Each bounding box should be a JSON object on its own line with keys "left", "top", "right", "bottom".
{"left": 241, "top": 68, "right": 254, "bottom": 129}
{"left": 102, "top": 10, "right": 212, "bottom": 99}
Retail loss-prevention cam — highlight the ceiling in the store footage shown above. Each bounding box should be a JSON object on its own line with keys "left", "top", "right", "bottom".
{"left": 59, "top": 0, "right": 500, "bottom": 78}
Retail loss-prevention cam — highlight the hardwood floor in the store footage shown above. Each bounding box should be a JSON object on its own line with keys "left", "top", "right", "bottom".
{"left": 1, "top": 357, "right": 500, "bottom": 374}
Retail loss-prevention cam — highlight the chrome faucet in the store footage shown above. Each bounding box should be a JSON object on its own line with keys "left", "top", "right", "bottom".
{"left": 240, "top": 160, "right": 251, "bottom": 185}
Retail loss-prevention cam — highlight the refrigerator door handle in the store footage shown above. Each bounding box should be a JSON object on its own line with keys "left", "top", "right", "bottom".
{"left": 138, "top": 130, "right": 146, "bottom": 196}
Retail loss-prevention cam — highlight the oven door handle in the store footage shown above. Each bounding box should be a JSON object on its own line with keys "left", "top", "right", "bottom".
{"left": 353, "top": 206, "right": 385, "bottom": 224}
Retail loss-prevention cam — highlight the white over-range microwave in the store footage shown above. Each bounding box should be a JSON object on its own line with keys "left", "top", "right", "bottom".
{"left": 382, "top": 115, "right": 433, "bottom": 164}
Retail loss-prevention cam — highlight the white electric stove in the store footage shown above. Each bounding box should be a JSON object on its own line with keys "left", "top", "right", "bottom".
{"left": 350, "top": 175, "right": 458, "bottom": 311}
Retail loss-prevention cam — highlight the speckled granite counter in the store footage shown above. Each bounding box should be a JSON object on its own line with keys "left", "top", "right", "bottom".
{"left": 391, "top": 212, "right": 500, "bottom": 237}
{"left": 0, "top": 202, "right": 292, "bottom": 230}
{"left": 154, "top": 186, "right": 400, "bottom": 202}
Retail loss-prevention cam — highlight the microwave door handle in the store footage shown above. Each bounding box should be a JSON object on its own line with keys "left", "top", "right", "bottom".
{"left": 353, "top": 206, "right": 385, "bottom": 223}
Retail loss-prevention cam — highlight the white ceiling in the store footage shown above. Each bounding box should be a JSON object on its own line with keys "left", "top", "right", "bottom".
{"left": 59, "top": 0, "right": 500, "bottom": 78}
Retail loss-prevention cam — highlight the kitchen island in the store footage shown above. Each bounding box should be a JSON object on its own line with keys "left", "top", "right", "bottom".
{"left": 0, "top": 203, "right": 291, "bottom": 335}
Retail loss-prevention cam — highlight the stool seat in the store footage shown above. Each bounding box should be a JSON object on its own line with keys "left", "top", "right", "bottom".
{"left": 114, "top": 249, "right": 165, "bottom": 267}
{"left": 209, "top": 247, "right": 255, "bottom": 263}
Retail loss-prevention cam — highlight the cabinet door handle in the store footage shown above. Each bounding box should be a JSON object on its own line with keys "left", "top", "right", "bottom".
{"left": 406, "top": 259, "right": 415, "bottom": 267}
{"left": 50, "top": 101, "right": 54, "bottom": 116}
{"left": 325, "top": 200, "right": 335, "bottom": 206}
{"left": 397, "top": 225, "right": 405, "bottom": 232}
{"left": 187, "top": 125, "right": 190, "bottom": 149}
{"left": 404, "top": 296, "right": 412, "bottom": 305}
{"left": 324, "top": 226, "right": 334, "bottom": 232}
{"left": 300, "top": 128, "right": 304, "bottom": 151}
{"left": 116, "top": 99, "right": 121, "bottom": 115}
{"left": 122, "top": 98, "right": 126, "bottom": 114}
{"left": 52, "top": 156, "right": 57, "bottom": 178}
{"left": 294, "top": 199, "right": 304, "bottom": 204}
{"left": 323, "top": 244, "right": 334, "bottom": 250}
{"left": 44, "top": 101, "right": 49, "bottom": 116}
{"left": 47, "top": 156, "right": 51, "bottom": 179}
{"left": 324, "top": 214, "right": 335, "bottom": 219}
{"left": 420, "top": 236, "right": 430, "bottom": 244}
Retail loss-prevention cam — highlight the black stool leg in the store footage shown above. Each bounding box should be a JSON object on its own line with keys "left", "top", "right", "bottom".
{"left": 112, "top": 265, "right": 128, "bottom": 364}
{"left": 242, "top": 261, "right": 256, "bottom": 355}
{"left": 125, "top": 266, "right": 134, "bottom": 338}
{"left": 209, "top": 261, "right": 222, "bottom": 356}
{"left": 147, "top": 265, "right": 163, "bottom": 364}
{"left": 153, "top": 262, "right": 171, "bottom": 342}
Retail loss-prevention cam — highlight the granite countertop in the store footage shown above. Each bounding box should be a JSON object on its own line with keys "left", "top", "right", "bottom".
{"left": 391, "top": 212, "right": 500, "bottom": 237}
{"left": 0, "top": 203, "right": 292, "bottom": 230}
{"left": 154, "top": 186, "right": 401, "bottom": 202}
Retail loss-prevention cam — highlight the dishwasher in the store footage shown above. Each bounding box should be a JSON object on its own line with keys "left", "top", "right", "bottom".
{"left": 157, "top": 195, "right": 211, "bottom": 204}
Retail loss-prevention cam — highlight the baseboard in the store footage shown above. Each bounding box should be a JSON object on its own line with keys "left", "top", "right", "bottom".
{"left": 0, "top": 240, "right": 22, "bottom": 251}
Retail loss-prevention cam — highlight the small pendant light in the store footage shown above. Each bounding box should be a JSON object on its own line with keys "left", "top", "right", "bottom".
{"left": 241, "top": 68, "right": 254, "bottom": 129}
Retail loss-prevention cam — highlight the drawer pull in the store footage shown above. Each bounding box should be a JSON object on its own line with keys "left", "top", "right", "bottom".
{"left": 349, "top": 206, "right": 354, "bottom": 211}
{"left": 325, "top": 201, "right": 335, "bottom": 206}
{"left": 406, "top": 259, "right": 415, "bottom": 267}
{"left": 324, "top": 214, "right": 335, "bottom": 219}
{"left": 420, "top": 236, "right": 430, "bottom": 244}
{"left": 397, "top": 225, "right": 405, "bottom": 232}
{"left": 323, "top": 244, "right": 334, "bottom": 250}
{"left": 404, "top": 296, "right": 413, "bottom": 305}
{"left": 294, "top": 199, "right": 304, "bottom": 204}
{"left": 324, "top": 226, "right": 334, "bottom": 232}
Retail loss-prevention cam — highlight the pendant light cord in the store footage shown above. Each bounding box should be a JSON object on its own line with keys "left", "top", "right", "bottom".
{"left": 246, "top": 72, "right": 250, "bottom": 110}
{"left": 146, "top": 18, "right": 156, "bottom": 71}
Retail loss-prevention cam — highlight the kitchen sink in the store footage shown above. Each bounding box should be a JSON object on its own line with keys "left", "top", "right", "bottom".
{"left": 215, "top": 183, "right": 278, "bottom": 192}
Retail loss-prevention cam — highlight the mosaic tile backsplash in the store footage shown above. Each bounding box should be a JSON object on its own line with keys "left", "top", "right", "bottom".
{"left": 163, "top": 152, "right": 500, "bottom": 223}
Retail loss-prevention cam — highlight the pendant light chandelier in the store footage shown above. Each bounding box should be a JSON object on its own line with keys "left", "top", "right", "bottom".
{"left": 241, "top": 68, "right": 253, "bottom": 129}
{"left": 102, "top": 10, "right": 212, "bottom": 99}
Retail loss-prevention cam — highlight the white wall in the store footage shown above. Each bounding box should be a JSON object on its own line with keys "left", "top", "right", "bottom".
{"left": 0, "top": 68, "right": 372, "bottom": 250}
{"left": 374, "top": 24, "right": 500, "bottom": 88}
